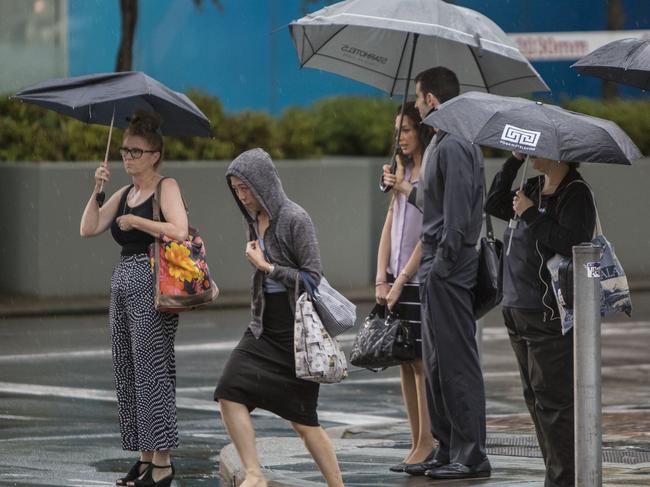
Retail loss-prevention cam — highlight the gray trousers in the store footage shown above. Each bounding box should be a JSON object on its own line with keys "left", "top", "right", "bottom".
{"left": 418, "top": 244, "right": 487, "bottom": 466}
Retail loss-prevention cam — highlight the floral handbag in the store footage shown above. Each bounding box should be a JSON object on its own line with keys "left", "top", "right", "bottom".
{"left": 150, "top": 179, "right": 219, "bottom": 313}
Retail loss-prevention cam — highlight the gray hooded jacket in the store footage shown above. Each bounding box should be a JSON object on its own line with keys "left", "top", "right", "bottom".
{"left": 226, "top": 148, "right": 322, "bottom": 338}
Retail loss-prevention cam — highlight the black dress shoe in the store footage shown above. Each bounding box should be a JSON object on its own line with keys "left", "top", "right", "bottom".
{"left": 425, "top": 458, "right": 491, "bottom": 480}
{"left": 403, "top": 450, "right": 448, "bottom": 476}
{"left": 389, "top": 462, "right": 407, "bottom": 472}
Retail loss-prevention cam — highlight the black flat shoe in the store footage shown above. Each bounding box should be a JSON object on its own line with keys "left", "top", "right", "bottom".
{"left": 389, "top": 462, "right": 407, "bottom": 472}
{"left": 425, "top": 458, "right": 491, "bottom": 480}
{"left": 128, "top": 463, "right": 175, "bottom": 487}
{"left": 403, "top": 458, "right": 447, "bottom": 476}
{"left": 403, "top": 449, "right": 447, "bottom": 476}
{"left": 116, "top": 460, "right": 151, "bottom": 486}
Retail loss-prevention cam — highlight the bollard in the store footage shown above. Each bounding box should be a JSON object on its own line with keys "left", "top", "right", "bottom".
{"left": 573, "top": 243, "right": 602, "bottom": 487}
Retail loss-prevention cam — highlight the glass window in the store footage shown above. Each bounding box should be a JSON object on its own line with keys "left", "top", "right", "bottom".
{"left": 0, "top": 0, "right": 67, "bottom": 93}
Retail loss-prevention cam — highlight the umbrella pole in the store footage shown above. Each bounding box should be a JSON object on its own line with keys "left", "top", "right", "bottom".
{"left": 96, "top": 108, "right": 115, "bottom": 207}
{"left": 381, "top": 33, "right": 419, "bottom": 193}
{"left": 505, "top": 155, "right": 529, "bottom": 255}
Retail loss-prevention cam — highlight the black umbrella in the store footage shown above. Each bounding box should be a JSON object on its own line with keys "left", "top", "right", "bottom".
{"left": 13, "top": 71, "right": 212, "bottom": 204}
{"left": 571, "top": 38, "right": 650, "bottom": 91}
{"left": 423, "top": 91, "right": 642, "bottom": 253}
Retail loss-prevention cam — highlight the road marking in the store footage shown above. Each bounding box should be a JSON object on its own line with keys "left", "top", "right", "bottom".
{"left": 0, "top": 321, "right": 647, "bottom": 363}
{"left": 0, "top": 382, "right": 400, "bottom": 428}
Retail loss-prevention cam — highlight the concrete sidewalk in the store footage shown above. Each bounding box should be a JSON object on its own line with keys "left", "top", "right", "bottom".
{"left": 219, "top": 413, "right": 650, "bottom": 486}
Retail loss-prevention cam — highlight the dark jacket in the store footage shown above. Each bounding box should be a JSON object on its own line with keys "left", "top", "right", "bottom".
{"left": 226, "top": 148, "right": 322, "bottom": 338}
{"left": 411, "top": 131, "right": 484, "bottom": 278}
{"left": 485, "top": 156, "right": 596, "bottom": 319}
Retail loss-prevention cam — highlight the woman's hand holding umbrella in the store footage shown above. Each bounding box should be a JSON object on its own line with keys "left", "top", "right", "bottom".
{"left": 513, "top": 190, "right": 533, "bottom": 216}
{"left": 94, "top": 164, "right": 110, "bottom": 200}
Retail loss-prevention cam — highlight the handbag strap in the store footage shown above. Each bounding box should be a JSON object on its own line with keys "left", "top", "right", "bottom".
{"left": 294, "top": 270, "right": 317, "bottom": 303}
{"left": 561, "top": 179, "right": 602, "bottom": 238}
{"left": 152, "top": 177, "right": 190, "bottom": 224}
{"left": 483, "top": 179, "right": 495, "bottom": 241}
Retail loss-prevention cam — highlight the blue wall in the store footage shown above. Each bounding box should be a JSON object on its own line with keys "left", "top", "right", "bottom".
{"left": 68, "top": 0, "right": 650, "bottom": 114}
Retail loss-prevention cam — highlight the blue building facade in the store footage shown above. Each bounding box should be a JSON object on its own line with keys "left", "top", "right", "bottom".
{"left": 66, "top": 0, "right": 650, "bottom": 113}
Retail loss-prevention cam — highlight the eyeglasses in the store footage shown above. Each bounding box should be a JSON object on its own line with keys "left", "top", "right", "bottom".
{"left": 119, "top": 147, "right": 159, "bottom": 159}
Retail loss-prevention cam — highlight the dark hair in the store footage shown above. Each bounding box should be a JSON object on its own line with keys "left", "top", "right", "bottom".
{"left": 414, "top": 66, "right": 460, "bottom": 104}
{"left": 395, "top": 102, "right": 434, "bottom": 160}
{"left": 124, "top": 110, "right": 164, "bottom": 167}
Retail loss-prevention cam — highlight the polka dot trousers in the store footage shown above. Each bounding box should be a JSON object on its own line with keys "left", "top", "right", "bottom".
{"left": 109, "top": 254, "right": 179, "bottom": 452}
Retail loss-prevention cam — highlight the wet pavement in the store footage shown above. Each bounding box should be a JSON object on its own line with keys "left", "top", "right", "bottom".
{"left": 0, "top": 296, "right": 649, "bottom": 486}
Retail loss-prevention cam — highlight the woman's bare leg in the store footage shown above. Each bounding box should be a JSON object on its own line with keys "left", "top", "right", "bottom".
{"left": 220, "top": 399, "right": 267, "bottom": 487}
{"left": 399, "top": 362, "right": 420, "bottom": 463}
{"left": 291, "top": 422, "right": 344, "bottom": 487}
{"left": 410, "top": 359, "right": 436, "bottom": 462}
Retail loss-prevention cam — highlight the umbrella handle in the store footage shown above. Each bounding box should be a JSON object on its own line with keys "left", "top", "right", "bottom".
{"left": 505, "top": 155, "right": 529, "bottom": 256}
{"left": 380, "top": 33, "right": 420, "bottom": 194}
{"left": 96, "top": 108, "right": 115, "bottom": 207}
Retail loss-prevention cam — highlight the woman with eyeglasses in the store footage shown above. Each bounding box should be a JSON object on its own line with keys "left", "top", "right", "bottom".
{"left": 80, "top": 111, "right": 187, "bottom": 487}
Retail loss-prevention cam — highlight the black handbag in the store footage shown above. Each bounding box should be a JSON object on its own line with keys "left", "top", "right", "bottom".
{"left": 473, "top": 211, "right": 503, "bottom": 319}
{"left": 350, "top": 304, "right": 416, "bottom": 370}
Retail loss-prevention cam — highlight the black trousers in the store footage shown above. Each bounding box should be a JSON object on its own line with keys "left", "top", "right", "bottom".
{"left": 502, "top": 307, "right": 574, "bottom": 487}
{"left": 419, "top": 245, "right": 487, "bottom": 466}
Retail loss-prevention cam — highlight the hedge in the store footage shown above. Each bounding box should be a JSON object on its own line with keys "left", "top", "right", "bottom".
{"left": 1, "top": 91, "right": 648, "bottom": 161}
{"left": 0, "top": 91, "right": 396, "bottom": 162}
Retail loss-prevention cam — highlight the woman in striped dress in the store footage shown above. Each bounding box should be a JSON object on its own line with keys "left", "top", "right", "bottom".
{"left": 376, "top": 102, "right": 435, "bottom": 473}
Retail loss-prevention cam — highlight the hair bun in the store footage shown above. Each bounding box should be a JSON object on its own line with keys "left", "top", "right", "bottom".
{"left": 129, "top": 110, "right": 162, "bottom": 133}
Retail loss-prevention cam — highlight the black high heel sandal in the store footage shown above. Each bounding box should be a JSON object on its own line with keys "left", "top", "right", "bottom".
{"left": 128, "top": 463, "right": 175, "bottom": 487}
{"left": 116, "top": 460, "right": 151, "bottom": 486}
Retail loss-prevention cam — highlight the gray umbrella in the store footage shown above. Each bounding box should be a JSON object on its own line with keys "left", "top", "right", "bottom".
{"left": 290, "top": 0, "right": 549, "bottom": 192}
{"left": 289, "top": 0, "right": 549, "bottom": 97}
{"left": 571, "top": 38, "right": 650, "bottom": 91}
{"left": 13, "top": 71, "right": 212, "bottom": 205}
{"left": 423, "top": 91, "right": 641, "bottom": 165}
{"left": 423, "top": 91, "right": 642, "bottom": 253}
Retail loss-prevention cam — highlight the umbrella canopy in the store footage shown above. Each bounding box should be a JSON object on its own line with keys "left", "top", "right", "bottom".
{"left": 571, "top": 38, "right": 650, "bottom": 91}
{"left": 13, "top": 71, "right": 211, "bottom": 137}
{"left": 290, "top": 0, "right": 549, "bottom": 97}
{"left": 423, "top": 91, "right": 642, "bottom": 165}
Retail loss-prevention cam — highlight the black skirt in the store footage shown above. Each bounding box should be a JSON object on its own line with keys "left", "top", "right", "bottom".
{"left": 388, "top": 273, "right": 423, "bottom": 359}
{"left": 214, "top": 292, "right": 320, "bottom": 426}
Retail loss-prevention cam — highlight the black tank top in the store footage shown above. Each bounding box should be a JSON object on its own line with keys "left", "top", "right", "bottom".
{"left": 111, "top": 185, "right": 166, "bottom": 256}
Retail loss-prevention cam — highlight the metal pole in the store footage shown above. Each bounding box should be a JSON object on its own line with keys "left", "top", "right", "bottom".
{"left": 573, "top": 243, "right": 602, "bottom": 487}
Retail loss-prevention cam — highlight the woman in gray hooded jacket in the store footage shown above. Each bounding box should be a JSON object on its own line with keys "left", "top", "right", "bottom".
{"left": 214, "top": 148, "right": 344, "bottom": 487}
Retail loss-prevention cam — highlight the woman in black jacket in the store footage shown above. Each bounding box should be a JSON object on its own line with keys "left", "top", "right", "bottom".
{"left": 485, "top": 152, "right": 596, "bottom": 487}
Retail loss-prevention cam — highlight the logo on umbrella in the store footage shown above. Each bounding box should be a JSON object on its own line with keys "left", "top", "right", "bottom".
{"left": 501, "top": 124, "right": 541, "bottom": 149}
{"left": 340, "top": 45, "right": 388, "bottom": 65}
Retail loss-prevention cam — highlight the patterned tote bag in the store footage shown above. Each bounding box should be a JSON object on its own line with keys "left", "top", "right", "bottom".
{"left": 546, "top": 180, "right": 632, "bottom": 333}
{"left": 294, "top": 272, "right": 348, "bottom": 384}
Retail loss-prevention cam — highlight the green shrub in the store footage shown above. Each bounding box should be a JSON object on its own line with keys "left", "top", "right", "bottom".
{"left": 1, "top": 91, "right": 647, "bottom": 161}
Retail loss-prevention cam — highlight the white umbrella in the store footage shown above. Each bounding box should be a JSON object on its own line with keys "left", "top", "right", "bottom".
{"left": 289, "top": 0, "right": 549, "bottom": 97}
{"left": 290, "top": 0, "right": 549, "bottom": 191}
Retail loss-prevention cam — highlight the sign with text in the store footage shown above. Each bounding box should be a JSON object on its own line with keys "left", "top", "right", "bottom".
{"left": 511, "top": 30, "right": 650, "bottom": 61}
